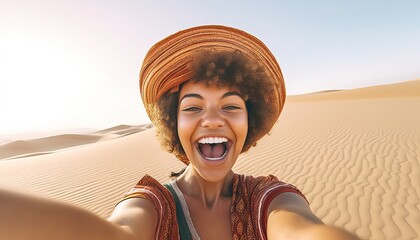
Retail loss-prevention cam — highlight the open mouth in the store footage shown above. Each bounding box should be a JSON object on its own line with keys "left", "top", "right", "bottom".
{"left": 197, "top": 137, "right": 229, "bottom": 161}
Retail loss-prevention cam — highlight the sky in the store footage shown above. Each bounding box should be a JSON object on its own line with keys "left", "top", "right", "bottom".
{"left": 1, "top": 0, "right": 419, "bottom": 136}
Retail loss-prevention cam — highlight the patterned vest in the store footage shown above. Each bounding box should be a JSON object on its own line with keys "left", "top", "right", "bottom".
{"left": 119, "top": 174, "right": 306, "bottom": 240}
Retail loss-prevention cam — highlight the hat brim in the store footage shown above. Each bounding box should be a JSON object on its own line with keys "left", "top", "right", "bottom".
{"left": 139, "top": 25, "right": 285, "bottom": 134}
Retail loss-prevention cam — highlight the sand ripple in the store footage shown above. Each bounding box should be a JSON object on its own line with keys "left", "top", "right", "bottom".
{"left": 233, "top": 97, "right": 420, "bottom": 239}
{"left": 0, "top": 81, "right": 419, "bottom": 240}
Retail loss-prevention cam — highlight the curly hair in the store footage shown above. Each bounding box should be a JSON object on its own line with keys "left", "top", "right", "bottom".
{"left": 150, "top": 50, "right": 279, "bottom": 164}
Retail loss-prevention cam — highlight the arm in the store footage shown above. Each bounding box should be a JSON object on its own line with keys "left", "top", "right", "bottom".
{"left": 0, "top": 188, "right": 156, "bottom": 240}
{"left": 267, "top": 192, "right": 359, "bottom": 240}
{"left": 108, "top": 197, "right": 158, "bottom": 240}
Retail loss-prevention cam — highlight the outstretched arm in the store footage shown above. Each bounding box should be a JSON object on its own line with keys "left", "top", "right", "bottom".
{"left": 109, "top": 197, "right": 158, "bottom": 239}
{"left": 267, "top": 192, "right": 359, "bottom": 240}
{"left": 0, "top": 188, "right": 155, "bottom": 240}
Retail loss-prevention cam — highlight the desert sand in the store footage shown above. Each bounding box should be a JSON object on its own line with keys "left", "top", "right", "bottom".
{"left": 0, "top": 80, "right": 419, "bottom": 240}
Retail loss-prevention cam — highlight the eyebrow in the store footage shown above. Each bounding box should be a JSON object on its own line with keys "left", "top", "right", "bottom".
{"left": 222, "top": 91, "right": 242, "bottom": 99}
{"left": 180, "top": 93, "right": 203, "bottom": 102}
{"left": 180, "top": 91, "right": 242, "bottom": 102}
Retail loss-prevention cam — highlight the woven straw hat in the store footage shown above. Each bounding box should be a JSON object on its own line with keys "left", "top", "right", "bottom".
{"left": 139, "top": 25, "right": 285, "bottom": 137}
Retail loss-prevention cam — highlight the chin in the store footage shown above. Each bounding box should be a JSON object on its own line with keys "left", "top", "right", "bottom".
{"left": 196, "top": 168, "right": 232, "bottom": 183}
{"left": 190, "top": 151, "right": 237, "bottom": 183}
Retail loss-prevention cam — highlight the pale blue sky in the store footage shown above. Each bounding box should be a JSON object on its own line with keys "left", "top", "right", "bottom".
{"left": 1, "top": 0, "right": 419, "bottom": 135}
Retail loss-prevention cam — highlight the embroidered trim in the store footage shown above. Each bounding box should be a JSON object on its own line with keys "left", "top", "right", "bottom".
{"left": 125, "top": 188, "right": 164, "bottom": 239}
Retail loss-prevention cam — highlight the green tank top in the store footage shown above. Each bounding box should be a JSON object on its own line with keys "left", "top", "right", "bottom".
{"left": 164, "top": 180, "right": 201, "bottom": 240}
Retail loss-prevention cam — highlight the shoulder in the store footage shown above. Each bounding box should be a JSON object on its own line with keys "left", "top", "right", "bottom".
{"left": 118, "top": 174, "right": 175, "bottom": 208}
{"left": 239, "top": 174, "right": 314, "bottom": 221}
{"left": 109, "top": 197, "right": 158, "bottom": 239}
{"left": 244, "top": 175, "right": 322, "bottom": 238}
{"left": 232, "top": 174, "right": 314, "bottom": 238}
{"left": 236, "top": 174, "right": 307, "bottom": 202}
{"left": 109, "top": 175, "right": 178, "bottom": 239}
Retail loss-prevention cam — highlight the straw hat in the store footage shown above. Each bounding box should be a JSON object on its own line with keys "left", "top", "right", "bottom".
{"left": 139, "top": 25, "right": 285, "bottom": 136}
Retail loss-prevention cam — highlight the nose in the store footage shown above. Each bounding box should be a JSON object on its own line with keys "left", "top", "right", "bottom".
{"left": 201, "top": 108, "right": 225, "bottom": 129}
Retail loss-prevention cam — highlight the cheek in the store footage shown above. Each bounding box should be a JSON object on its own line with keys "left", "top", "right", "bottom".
{"left": 177, "top": 114, "right": 194, "bottom": 149}
{"left": 232, "top": 112, "right": 248, "bottom": 143}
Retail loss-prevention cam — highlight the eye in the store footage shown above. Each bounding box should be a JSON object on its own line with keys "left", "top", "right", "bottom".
{"left": 182, "top": 106, "right": 202, "bottom": 112}
{"left": 223, "top": 105, "right": 242, "bottom": 111}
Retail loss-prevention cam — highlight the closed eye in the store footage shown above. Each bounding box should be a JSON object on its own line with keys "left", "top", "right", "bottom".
{"left": 223, "top": 105, "right": 242, "bottom": 111}
{"left": 182, "top": 106, "right": 202, "bottom": 112}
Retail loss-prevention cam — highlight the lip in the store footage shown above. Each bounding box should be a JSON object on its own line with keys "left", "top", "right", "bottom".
{"left": 194, "top": 135, "right": 233, "bottom": 166}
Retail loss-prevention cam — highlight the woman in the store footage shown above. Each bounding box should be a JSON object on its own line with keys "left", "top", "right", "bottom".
{"left": 0, "top": 25, "right": 358, "bottom": 240}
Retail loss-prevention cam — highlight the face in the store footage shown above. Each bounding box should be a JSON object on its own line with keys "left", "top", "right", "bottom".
{"left": 177, "top": 81, "right": 248, "bottom": 182}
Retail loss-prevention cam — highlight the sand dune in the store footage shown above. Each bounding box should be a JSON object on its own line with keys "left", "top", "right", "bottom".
{"left": 94, "top": 124, "right": 154, "bottom": 136}
{"left": 0, "top": 124, "right": 153, "bottom": 160}
{"left": 287, "top": 78, "right": 420, "bottom": 102}
{"left": 0, "top": 80, "right": 419, "bottom": 240}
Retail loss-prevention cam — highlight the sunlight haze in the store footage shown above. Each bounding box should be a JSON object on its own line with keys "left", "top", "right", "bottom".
{"left": 1, "top": 0, "right": 419, "bottom": 136}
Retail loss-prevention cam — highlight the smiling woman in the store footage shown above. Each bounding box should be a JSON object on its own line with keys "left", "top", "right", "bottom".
{"left": 177, "top": 80, "right": 248, "bottom": 183}
{"left": 110, "top": 25, "right": 358, "bottom": 240}
{"left": 0, "top": 25, "right": 359, "bottom": 240}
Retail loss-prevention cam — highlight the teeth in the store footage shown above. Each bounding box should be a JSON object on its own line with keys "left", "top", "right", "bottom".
{"left": 204, "top": 150, "right": 228, "bottom": 161}
{"left": 198, "top": 137, "right": 228, "bottom": 144}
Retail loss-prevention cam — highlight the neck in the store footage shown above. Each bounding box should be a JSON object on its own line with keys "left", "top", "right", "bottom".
{"left": 176, "top": 165, "right": 234, "bottom": 209}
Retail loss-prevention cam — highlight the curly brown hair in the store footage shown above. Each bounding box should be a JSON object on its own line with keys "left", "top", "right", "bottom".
{"left": 149, "top": 50, "right": 280, "bottom": 164}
